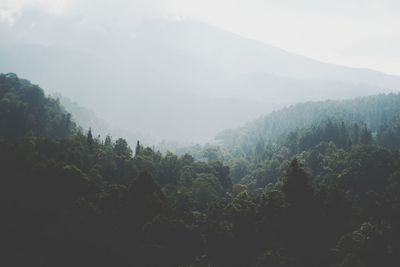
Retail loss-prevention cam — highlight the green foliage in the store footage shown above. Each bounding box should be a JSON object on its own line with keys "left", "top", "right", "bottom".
{"left": 216, "top": 93, "right": 400, "bottom": 151}
{"left": 377, "top": 116, "right": 400, "bottom": 149}
{"left": 335, "top": 222, "right": 395, "bottom": 267}
{"left": 4, "top": 74, "right": 400, "bottom": 266}
{"left": 0, "top": 73, "right": 76, "bottom": 139}
{"left": 339, "top": 145, "right": 396, "bottom": 194}
{"left": 282, "top": 159, "right": 313, "bottom": 207}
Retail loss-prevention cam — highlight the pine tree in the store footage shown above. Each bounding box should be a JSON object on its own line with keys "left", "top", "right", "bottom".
{"left": 104, "top": 135, "right": 112, "bottom": 147}
{"left": 86, "top": 128, "right": 94, "bottom": 149}
{"left": 135, "top": 140, "right": 141, "bottom": 157}
{"left": 282, "top": 158, "right": 313, "bottom": 207}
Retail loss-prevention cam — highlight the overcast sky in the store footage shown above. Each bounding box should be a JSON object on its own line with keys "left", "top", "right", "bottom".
{"left": 0, "top": 0, "right": 399, "bottom": 75}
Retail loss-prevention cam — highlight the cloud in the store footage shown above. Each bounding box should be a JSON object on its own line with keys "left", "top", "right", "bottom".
{"left": 0, "top": 0, "right": 399, "bottom": 74}
{"left": 0, "top": 0, "right": 167, "bottom": 28}
{"left": 0, "top": 0, "right": 75, "bottom": 24}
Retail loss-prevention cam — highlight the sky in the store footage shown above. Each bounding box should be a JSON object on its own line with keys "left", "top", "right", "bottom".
{"left": 0, "top": 0, "right": 399, "bottom": 75}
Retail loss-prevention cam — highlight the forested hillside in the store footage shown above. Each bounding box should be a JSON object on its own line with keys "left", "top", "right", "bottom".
{"left": 217, "top": 93, "right": 400, "bottom": 148}
{"left": 0, "top": 73, "right": 76, "bottom": 139}
{"left": 2, "top": 74, "right": 400, "bottom": 267}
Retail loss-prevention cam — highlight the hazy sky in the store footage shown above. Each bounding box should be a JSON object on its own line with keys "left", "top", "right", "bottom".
{"left": 0, "top": 0, "right": 399, "bottom": 75}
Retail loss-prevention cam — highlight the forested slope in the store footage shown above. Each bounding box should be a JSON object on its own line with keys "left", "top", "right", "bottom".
{"left": 217, "top": 93, "right": 400, "bottom": 148}
{"left": 0, "top": 73, "right": 75, "bottom": 139}
{"left": 2, "top": 74, "right": 400, "bottom": 267}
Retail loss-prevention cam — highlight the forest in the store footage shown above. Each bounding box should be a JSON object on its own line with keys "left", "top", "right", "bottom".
{"left": 2, "top": 73, "right": 400, "bottom": 267}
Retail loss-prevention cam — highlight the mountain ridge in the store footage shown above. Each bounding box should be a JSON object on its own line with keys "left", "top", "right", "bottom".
{"left": 1, "top": 17, "right": 399, "bottom": 143}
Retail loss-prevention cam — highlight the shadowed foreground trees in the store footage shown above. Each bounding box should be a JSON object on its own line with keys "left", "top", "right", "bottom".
{"left": 3, "top": 135, "right": 400, "bottom": 266}
{"left": 3, "top": 74, "right": 400, "bottom": 266}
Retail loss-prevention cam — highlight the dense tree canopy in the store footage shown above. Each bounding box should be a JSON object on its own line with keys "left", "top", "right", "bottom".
{"left": 0, "top": 73, "right": 76, "bottom": 139}
{"left": 2, "top": 74, "right": 400, "bottom": 266}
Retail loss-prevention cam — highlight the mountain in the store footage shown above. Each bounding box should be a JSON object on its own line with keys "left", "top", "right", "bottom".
{"left": 1, "top": 17, "right": 400, "bottom": 143}
{"left": 0, "top": 43, "right": 275, "bottom": 143}
{"left": 55, "top": 93, "right": 162, "bottom": 145}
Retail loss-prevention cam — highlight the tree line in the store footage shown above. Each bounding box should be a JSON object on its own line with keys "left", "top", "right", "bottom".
{"left": 2, "top": 73, "right": 400, "bottom": 266}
